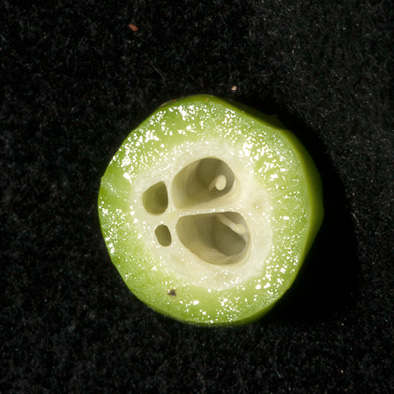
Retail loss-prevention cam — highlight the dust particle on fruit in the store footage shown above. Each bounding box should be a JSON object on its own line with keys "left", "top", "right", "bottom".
{"left": 168, "top": 289, "right": 176, "bottom": 297}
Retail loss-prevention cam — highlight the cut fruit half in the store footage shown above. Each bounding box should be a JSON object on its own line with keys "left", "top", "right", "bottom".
{"left": 98, "top": 95, "right": 324, "bottom": 325}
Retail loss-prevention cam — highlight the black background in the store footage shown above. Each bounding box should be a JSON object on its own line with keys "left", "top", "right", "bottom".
{"left": 2, "top": 0, "right": 393, "bottom": 393}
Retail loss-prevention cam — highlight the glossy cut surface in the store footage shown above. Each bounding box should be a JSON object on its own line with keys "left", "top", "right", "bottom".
{"left": 98, "top": 95, "right": 324, "bottom": 325}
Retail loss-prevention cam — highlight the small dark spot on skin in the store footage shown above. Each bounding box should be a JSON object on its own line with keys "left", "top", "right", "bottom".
{"left": 168, "top": 289, "right": 176, "bottom": 296}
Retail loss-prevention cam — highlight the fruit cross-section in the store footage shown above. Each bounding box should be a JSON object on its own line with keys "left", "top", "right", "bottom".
{"left": 98, "top": 95, "right": 324, "bottom": 325}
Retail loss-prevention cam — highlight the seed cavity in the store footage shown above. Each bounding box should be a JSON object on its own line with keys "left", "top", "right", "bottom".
{"left": 145, "top": 159, "right": 249, "bottom": 265}
{"left": 176, "top": 212, "right": 250, "bottom": 265}
{"left": 155, "top": 224, "right": 172, "bottom": 246}
{"left": 172, "top": 158, "right": 235, "bottom": 208}
{"left": 143, "top": 181, "right": 168, "bottom": 215}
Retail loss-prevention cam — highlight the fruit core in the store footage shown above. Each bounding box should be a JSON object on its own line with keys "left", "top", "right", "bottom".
{"left": 142, "top": 157, "right": 250, "bottom": 266}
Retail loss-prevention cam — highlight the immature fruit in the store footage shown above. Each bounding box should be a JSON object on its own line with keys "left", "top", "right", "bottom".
{"left": 98, "top": 95, "right": 323, "bottom": 325}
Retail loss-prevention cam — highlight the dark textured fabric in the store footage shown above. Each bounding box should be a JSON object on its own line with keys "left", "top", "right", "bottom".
{"left": 2, "top": 1, "right": 393, "bottom": 393}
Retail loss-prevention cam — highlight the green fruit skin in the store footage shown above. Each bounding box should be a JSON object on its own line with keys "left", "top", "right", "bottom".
{"left": 98, "top": 95, "right": 324, "bottom": 326}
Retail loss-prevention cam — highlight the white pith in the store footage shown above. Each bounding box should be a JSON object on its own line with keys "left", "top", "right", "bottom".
{"left": 130, "top": 140, "right": 272, "bottom": 291}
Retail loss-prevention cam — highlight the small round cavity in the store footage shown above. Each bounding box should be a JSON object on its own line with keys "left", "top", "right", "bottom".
{"left": 172, "top": 158, "right": 236, "bottom": 208}
{"left": 155, "top": 225, "right": 172, "bottom": 247}
{"left": 176, "top": 212, "right": 250, "bottom": 265}
{"left": 142, "top": 181, "right": 168, "bottom": 215}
